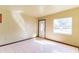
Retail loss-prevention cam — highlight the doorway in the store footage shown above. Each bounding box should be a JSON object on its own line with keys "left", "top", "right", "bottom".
{"left": 38, "top": 19, "right": 46, "bottom": 38}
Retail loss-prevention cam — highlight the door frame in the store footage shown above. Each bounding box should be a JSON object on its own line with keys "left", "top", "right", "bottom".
{"left": 38, "top": 19, "right": 46, "bottom": 38}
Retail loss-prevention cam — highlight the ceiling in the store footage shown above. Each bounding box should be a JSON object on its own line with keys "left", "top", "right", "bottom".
{"left": 0, "top": 5, "right": 79, "bottom": 17}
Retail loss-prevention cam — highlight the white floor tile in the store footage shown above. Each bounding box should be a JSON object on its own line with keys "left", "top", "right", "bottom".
{"left": 0, "top": 38, "right": 78, "bottom": 53}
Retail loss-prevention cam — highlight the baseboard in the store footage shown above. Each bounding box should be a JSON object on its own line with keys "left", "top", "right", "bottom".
{"left": 38, "top": 37, "right": 79, "bottom": 48}
{"left": 0, "top": 37, "right": 34, "bottom": 47}
{"left": 0, "top": 37, "right": 79, "bottom": 49}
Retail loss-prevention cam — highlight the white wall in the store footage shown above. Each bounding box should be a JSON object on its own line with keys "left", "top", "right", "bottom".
{"left": 0, "top": 8, "right": 38, "bottom": 45}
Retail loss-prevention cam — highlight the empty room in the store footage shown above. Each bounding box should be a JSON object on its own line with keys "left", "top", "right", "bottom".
{"left": 0, "top": 5, "right": 79, "bottom": 53}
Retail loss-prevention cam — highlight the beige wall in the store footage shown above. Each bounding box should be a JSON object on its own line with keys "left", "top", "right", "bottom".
{"left": 43, "top": 7, "right": 79, "bottom": 47}
{"left": 0, "top": 8, "right": 38, "bottom": 45}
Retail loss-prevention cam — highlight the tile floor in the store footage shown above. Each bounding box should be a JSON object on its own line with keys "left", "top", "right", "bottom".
{"left": 0, "top": 38, "right": 78, "bottom": 53}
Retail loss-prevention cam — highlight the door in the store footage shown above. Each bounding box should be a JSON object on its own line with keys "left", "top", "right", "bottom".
{"left": 38, "top": 19, "right": 46, "bottom": 38}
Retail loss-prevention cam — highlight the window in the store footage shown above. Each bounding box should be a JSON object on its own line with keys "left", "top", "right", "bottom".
{"left": 53, "top": 17, "right": 72, "bottom": 35}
